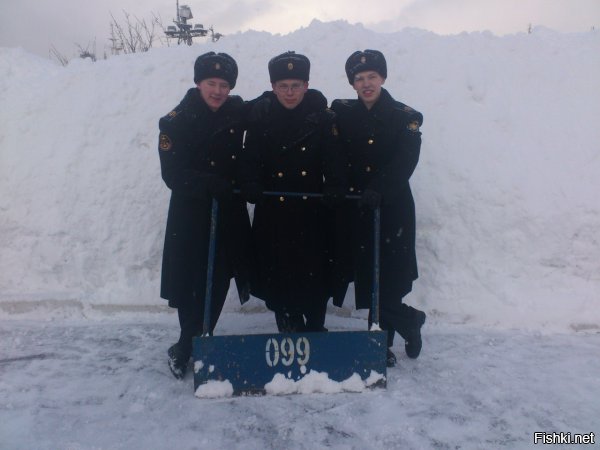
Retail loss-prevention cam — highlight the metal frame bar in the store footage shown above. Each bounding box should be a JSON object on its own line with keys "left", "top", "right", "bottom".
{"left": 201, "top": 199, "right": 219, "bottom": 336}
{"left": 202, "top": 191, "right": 381, "bottom": 331}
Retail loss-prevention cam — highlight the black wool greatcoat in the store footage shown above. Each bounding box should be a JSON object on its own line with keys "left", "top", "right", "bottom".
{"left": 240, "top": 90, "right": 346, "bottom": 313}
{"left": 331, "top": 88, "right": 423, "bottom": 309}
{"left": 158, "top": 88, "right": 252, "bottom": 311}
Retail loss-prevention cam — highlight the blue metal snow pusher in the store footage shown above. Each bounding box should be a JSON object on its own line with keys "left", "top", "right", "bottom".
{"left": 193, "top": 192, "right": 387, "bottom": 395}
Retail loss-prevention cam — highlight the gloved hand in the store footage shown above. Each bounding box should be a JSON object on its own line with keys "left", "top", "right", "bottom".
{"left": 240, "top": 182, "right": 264, "bottom": 205}
{"left": 322, "top": 186, "right": 346, "bottom": 208}
{"left": 358, "top": 188, "right": 381, "bottom": 210}
{"left": 206, "top": 175, "right": 233, "bottom": 202}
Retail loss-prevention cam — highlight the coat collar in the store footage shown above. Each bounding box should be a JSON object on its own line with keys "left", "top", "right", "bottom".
{"left": 181, "top": 87, "right": 241, "bottom": 120}
{"left": 355, "top": 87, "right": 394, "bottom": 115}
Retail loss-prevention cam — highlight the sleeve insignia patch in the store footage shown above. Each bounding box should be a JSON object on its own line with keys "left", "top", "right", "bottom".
{"left": 288, "top": 63, "right": 294, "bottom": 70}
{"left": 407, "top": 121, "right": 420, "bottom": 132}
{"left": 159, "top": 133, "right": 173, "bottom": 151}
{"left": 168, "top": 110, "right": 178, "bottom": 118}
{"left": 332, "top": 124, "right": 339, "bottom": 136}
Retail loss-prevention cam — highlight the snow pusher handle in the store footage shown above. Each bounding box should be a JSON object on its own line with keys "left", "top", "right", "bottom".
{"left": 371, "top": 206, "right": 381, "bottom": 328}
{"left": 257, "top": 191, "right": 381, "bottom": 326}
{"left": 201, "top": 199, "right": 219, "bottom": 337}
{"left": 202, "top": 191, "right": 381, "bottom": 336}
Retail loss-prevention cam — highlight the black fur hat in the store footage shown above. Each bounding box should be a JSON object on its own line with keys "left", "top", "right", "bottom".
{"left": 344, "top": 49, "right": 387, "bottom": 84}
{"left": 268, "top": 51, "right": 310, "bottom": 83}
{"left": 193, "top": 52, "right": 238, "bottom": 88}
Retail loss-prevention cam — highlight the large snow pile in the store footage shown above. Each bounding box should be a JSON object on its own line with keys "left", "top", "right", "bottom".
{"left": 1, "top": 20, "right": 599, "bottom": 331}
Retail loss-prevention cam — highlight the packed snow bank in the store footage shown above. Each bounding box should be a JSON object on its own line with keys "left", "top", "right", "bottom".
{"left": 1, "top": 21, "right": 599, "bottom": 331}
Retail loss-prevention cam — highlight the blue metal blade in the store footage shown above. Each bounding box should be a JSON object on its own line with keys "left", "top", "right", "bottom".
{"left": 193, "top": 330, "right": 387, "bottom": 395}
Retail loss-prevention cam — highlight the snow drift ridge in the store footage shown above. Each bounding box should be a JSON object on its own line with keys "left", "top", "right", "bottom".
{"left": 1, "top": 21, "right": 599, "bottom": 331}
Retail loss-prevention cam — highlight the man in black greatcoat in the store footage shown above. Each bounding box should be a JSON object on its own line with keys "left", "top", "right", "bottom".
{"left": 240, "top": 51, "right": 346, "bottom": 332}
{"left": 331, "top": 50, "right": 426, "bottom": 367}
{"left": 157, "top": 52, "right": 252, "bottom": 379}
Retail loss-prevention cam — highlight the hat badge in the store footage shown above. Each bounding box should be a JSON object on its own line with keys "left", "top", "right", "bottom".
{"left": 360, "top": 56, "right": 366, "bottom": 63}
{"left": 288, "top": 62, "right": 294, "bottom": 70}
{"left": 215, "top": 62, "right": 221, "bottom": 70}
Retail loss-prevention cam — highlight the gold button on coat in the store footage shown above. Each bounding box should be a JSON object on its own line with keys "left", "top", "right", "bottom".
{"left": 368, "top": 139, "right": 374, "bottom": 144}
{"left": 365, "top": 166, "right": 372, "bottom": 172}
{"left": 277, "top": 172, "right": 284, "bottom": 178}
{"left": 279, "top": 196, "right": 285, "bottom": 202}
{"left": 301, "top": 171, "right": 307, "bottom": 176}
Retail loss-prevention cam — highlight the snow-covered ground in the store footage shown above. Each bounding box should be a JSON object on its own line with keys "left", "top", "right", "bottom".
{"left": 1, "top": 20, "right": 600, "bottom": 449}
{"left": 2, "top": 313, "right": 599, "bottom": 450}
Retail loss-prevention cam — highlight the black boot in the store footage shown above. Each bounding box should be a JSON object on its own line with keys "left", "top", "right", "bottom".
{"left": 275, "top": 311, "right": 306, "bottom": 332}
{"left": 404, "top": 310, "right": 426, "bottom": 359}
{"left": 167, "top": 343, "right": 190, "bottom": 379}
{"left": 305, "top": 299, "right": 328, "bottom": 332}
{"left": 386, "top": 349, "right": 397, "bottom": 368}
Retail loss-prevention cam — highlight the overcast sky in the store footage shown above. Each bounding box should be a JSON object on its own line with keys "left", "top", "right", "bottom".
{"left": 1, "top": 0, "right": 599, "bottom": 58}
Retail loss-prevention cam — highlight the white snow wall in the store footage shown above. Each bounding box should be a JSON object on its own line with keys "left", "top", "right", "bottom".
{"left": 1, "top": 21, "right": 599, "bottom": 331}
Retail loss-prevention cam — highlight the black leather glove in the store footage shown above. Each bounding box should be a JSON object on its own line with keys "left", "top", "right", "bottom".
{"left": 358, "top": 188, "right": 381, "bottom": 210}
{"left": 206, "top": 175, "right": 233, "bottom": 202}
{"left": 322, "top": 186, "right": 346, "bottom": 208}
{"left": 241, "top": 182, "right": 264, "bottom": 205}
